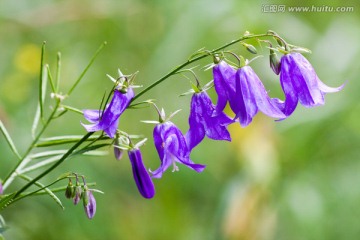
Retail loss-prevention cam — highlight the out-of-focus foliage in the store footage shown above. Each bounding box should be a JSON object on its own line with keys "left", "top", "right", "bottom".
{"left": 0, "top": 0, "right": 359, "bottom": 239}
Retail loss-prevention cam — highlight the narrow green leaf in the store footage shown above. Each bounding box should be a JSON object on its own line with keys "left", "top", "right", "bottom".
{"left": 31, "top": 104, "right": 41, "bottom": 139}
{"left": 67, "top": 41, "right": 107, "bottom": 95}
{"left": 39, "top": 42, "right": 46, "bottom": 120}
{"left": 73, "top": 143, "right": 110, "bottom": 156}
{"left": 56, "top": 52, "right": 61, "bottom": 93}
{"left": 19, "top": 174, "right": 64, "bottom": 210}
{"left": 30, "top": 150, "right": 67, "bottom": 159}
{"left": 46, "top": 64, "right": 56, "bottom": 93}
{"left": 0, "top": 120, "right": 21, "bottom": 160}
{"left": 0, "top": 193, "right": 16, "bottom": 211}
{"left": 61, "top": 105, "right": 83, "bottom": 115}
{"left": 35, "top": 135, "right": 109, "bottom": 147}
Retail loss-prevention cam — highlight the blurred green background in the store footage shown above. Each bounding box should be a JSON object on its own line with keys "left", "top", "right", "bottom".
{"left": 1, "top": 0, "right": 360, "bottom": 239}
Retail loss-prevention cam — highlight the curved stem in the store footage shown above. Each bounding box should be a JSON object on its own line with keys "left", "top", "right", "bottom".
{"left": 131, "top": 33, "right": 274, "bottom": 103}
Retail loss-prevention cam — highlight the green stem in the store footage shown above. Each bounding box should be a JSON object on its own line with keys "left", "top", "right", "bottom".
{"left": 131, "top": 33, "right": 274, "bottom": 103}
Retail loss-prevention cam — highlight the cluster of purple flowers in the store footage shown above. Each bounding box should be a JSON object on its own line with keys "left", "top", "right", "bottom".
{"left": 82, "top": 51, "right": 343, "bottom": 201}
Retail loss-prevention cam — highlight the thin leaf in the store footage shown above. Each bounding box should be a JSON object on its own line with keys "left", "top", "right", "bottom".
{"left": 0, "top": 120, "right": 21, "bottom": 160}
{"left": 19, "top": 174, "right": 64, "bottom": 210}
{"left": 30, "top": 150, "right": 67, "bottom": 159}
{"left": 46, "top": 64, "right": 56, "bottom": 93}
{"left": 56, "top": 52, "right": 61, "bottom": 93}
{"left": 39, "top": 42, "right": 46, "bottom": 120}
{"left": 67, "top": 41, "right": 107, "bottom": 95}
{"left": 61, "top": 105, "right": 83, "bottom": 115}
{"left": 31, "top": 104, "right": 41, "bottom": 138}
{"left": 73, "top": 143, "right": 110, "bottom": 156}
{"left": 21, "top": 150, "right": 108, "bottom": 174}
{"left": 0, "top": 193, "right": 15, "bottom": 211}
{"left": 35, "top": 135, "right": 109, "bottom": 147}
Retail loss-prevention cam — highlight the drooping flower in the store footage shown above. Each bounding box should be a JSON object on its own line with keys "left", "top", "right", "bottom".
{"left": 82, "top": 88, "right": 134, "bottom": 138}
{"left": 212, "top": 60, "right": 237, "bottom": 115}
{"left": 185, "top": 91, "right": 233, "bottom": 151}
{"left": 83, "top": 189, "right": 96, "bottom": 219}
{"left": 151, "top": 121, "right": 206, "bottom": 178}
{"left": 277, "top": 52, "right": 344, "bottom": 116}
{"left": 128, "top": 147, "right": 155, "bottom": 199}
{"left": 233, "top": 66, "right": 286, "bottom": 127}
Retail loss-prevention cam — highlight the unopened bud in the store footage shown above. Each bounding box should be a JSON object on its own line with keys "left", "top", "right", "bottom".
{"left": 241, "top": 43, "right": 257, "bottom": 54}
{"left": 83, "top": 189, "right": 96, "bottom": 219}
{"left": 73, "top": 184, "right": 82, "bottom": 205}
{"left": 65, "top": 181, "right": 74, "bottom": 199}
{"left": 114, "top": 136, "right": 124, "bottom": 160}
{"left": 270, "top": 49, "right": 281, "bottom": 75}
{"left": 213, "top": 54, "right": 221, "bottom": 64}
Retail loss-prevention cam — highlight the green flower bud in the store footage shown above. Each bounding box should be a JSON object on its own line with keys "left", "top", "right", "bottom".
{"left": 73, "top": 184, "right": 82, "bottom": 205}
{"left": 65, "top": 181, "right": 74, "bottom": 199}
{"left": 270, "top": 49, "right": 281, "bottom": 75}
{"left": 241, "top": 43, "right": 257, "bottom": 54}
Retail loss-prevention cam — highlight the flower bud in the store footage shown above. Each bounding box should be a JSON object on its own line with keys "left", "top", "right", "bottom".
{"left": 83, "top": 190, "right": 96, "bottom": 219}
{"left": 73, "top": 184, "right": 82, "bottom": 205}
{"left": 213, "top": 54, "right": 221, "bottom": 64}
{"left": 114, "top": 136, "right": 124, "bottom": 160}
{"left": 269, "top": 49, "right": 281, "bottom": 75}
{"left": 65, "top": 181, "right": 74, "bottom": 199}
{"left": 241, "top": 43, "right": 257, "bottom": 54}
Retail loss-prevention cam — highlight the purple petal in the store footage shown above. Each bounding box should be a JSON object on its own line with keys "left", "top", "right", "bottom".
{"left": 84, "top": 191, "right": 96, "bottom": 219}
{"left": 152, "top": 121, "right": 205, "bottom": 177}
{"left": 128, "top": 149, "right": 155, "bottom": 199}
{"left": 213, "top": 61, "right": 236, "bottom": 114}
{"left": 317, "top": 77, "right": 345, "bottom": 93}
{"left": 82, "top": 88, "right": 134, "bottom": 138}
{"left": 0, "top": 181, "right": 3, "bottom": 195}
{"left": 197, "top": 92, "right": 232, "bottom": 141}
{"left": 185, "top": 94, "right": 206, "bottom": 150}
{"left": 83, "top": 109, "right": 102, "bottom": 123}
{"left": 242, "top": 66, "right": 286, "bottom": 118}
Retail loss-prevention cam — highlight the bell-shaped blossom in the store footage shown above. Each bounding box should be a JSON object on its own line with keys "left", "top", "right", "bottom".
{"left": 83, "top": 190, "right": 96, "bottom": 219}
{"left": 0, "top": 181, "right": 3, "bottom": 195}
{"left": 185, "top": 91, "right": 233, "bottom": 151}
{"left": 277, "top": 52, "right": 344, "bottom": 116}
{"left": 128, "top": 148, "right": 155, "bottom": 199}
{"left": 233, "top": 66, "right": 286, "bottom": 127}
{"left": 151, "top": 121, "right": 206, "bottom": 178}
{"left": 82, "top": 88, "right": 134, "bottom": 138}
{"left": 213, "top": 61, "right": 237, "bottom": 115}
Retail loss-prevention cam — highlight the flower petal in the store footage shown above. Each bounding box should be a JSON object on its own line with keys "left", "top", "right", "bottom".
{"left": 128, "top": 149, "right": 155, "bottom": 198}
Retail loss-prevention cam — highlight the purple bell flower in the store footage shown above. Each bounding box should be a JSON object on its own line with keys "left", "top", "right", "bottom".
{"left": 277, "top": 52, "right": 344, "bottom": 116}
{"left": 185, "top": 91, "right": 233, "bottom": 151}
{"left": 83, "top": 190, "right": 96, "bottom": 219}
{"left": 233, "top": 66, "right": 286, "bottom": 127}
{"left": 213, "top": 61, "right": 237, "bottom": 115}
{"left": 128, "top": 148, "right": 155, "bottom": 199}
{"left": 151, "top": 121, "right": 206, "bottom": 178}
{"left": 82, "top": 88, "right": 134, "bottom": 138}
{"left": 0, "top": 181, "right": 3, "bottom": 195}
